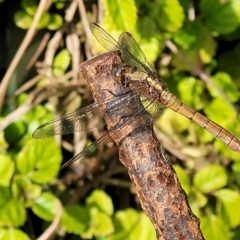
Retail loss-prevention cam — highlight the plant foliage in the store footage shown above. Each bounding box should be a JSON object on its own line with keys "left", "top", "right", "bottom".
{"left": 1, "top": 0, "right": 240, "bottom": 239}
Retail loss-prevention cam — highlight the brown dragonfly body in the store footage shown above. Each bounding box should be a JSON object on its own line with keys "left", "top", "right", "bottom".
{"left": 33, "top": 23, "right": 240, "bottom": 168}
{"left": 121, "top": 69, "right": 240, "bottom": 152}
{"left": 90, "top": 23, "right": 240, "bottom": 153}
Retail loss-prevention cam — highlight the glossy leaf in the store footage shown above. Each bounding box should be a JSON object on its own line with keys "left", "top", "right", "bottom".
{"left": 190, "top": 189, "right": 208, "bottom": 209}
{"left": 199, "top": 27, "right": 217, "bottom": 64}
{"left": 0, "top": 228, "right": 30, "bottom": 240}
{"left": 12, "top": 176, "right": 42, "bottom": 204}
{"left": 86, "top": 190, "right": 114, "bottom": 216}
{"left": 173, "top": 165, "right": 190, "bottom": 194}
{"left": 0, "top": 199, "right": 26, "bottom": 227}
{"left": 21, "top": 0, "right": 37, "bottom": 16}
{"left": 218, "top": 43, "right": 240, "bottom": 83}
{"left": 82, "top": 207, "right": 114, "bottom": 238}
{"left": 109, "top": 208, "right": 155, "bottom": 240}
{"left": 177, "top": 77, "right": 204, "bottom": 110}
{"left": 48, "top": 13, "right": 63, "bottom": 30}
{"left": 232, "top": 161, "right": 240, "bottom": 186}
{"left": 32, "top": 192, "right": 58, "bottom": 221}
{"left": 103, "top": 0, "right": 137, "bottom": 31}
{"left": 0, "top": 186, "right": 11, "bottom": 206}
{"left": 215, "top": 189, "right": 240, "bottom": 228}
{"left": 60, "top": 205, "right": 90, "bottom": 234}
{"left": 204, "top": 97, "right": 237, "bottom": 132}
{"left": 201, "top": 214, "right": 230, "bottom": 240}
{"left": 16, "top": 139, "right": 62, "bottom": 184}
{"left": 171, "top": 49, "right": 198, "bottom": 72}
{"left": 157, "top": 0, "right": 185, "bottom": 32}
{"left": 0, "top": 131, "right": 8, "bottom": 151}
{"left": 14, "top": 10, "right": 33, "bottom": 29}
{"left": 201, "top": 0, "right": 240, "bottom": 34}
{"left": 0, "top": 155, "right": 14, "bottom": 187}
{"left": 4, "top": 121, "right": 27, "bottom": 145}
{"left": 232, "top": 228, "right": 240, "bottom": 240}
{"left": 37, "top": 12, "right": 51, "bottom": 29}
{"left": 139, "top": 36, "right": 161, "bottom": 65}
{"left": 208, "top": 72, "right": 239, "bottom": 102}
{"left": 52, "top": 49, "right": 71, "bottom": 77}
{"left": 193, "top": 165, "right": 227, "bottom": 193}
{"left": 174, "top": 20, "right": 203, "bottom": 50}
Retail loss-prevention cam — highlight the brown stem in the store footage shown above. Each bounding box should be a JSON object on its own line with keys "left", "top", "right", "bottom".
{"left": 79, "top": 50, "right": 205, "bottom": 240}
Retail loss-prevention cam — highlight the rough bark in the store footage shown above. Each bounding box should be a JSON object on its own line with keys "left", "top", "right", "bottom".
{"left": 79, "top": 50, "right": 205, "bottom": 240}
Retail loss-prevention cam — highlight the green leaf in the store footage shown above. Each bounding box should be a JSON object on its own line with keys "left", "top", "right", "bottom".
{"left": 157, "top": 0, "right": 185, "bottom": 32}
{"left": 4, "top": 121, "right": 27, "bottom": 145}
{"left": 32, "top": 192, "right": 58, "bottom": 221}
{"left": 47, "top": 13, "right": 63, "bottom": 30}
{"left": 17, "top": 139, "right": 62, "bottom": 184}
{"left": 214, "top": 139, "right": 240, "bottom": 162}
{"left": 157, "top": 106, "right": 191, "bottom": 135}
{"left": 109, "top": 208, "right": 155, "bottom": 240}
{"left": 0, "top": 131, "right": 8, "bottom": 151}
{"left": 0, "top": 155, "right": 14, "bottom": 187}
{"left": 171, "top": 49, "right": 198, "bottom": 72}
{"left": 86, "top": 190, "right": 114, "bottom": 216}
{"left": 136, "top": 17, "right": 157, "bottom": 39}
{"left": 54, "top": 0, "right": 65, "bottom": 10}
{"left": 52, "top": 49, "right": 71, "bottom": 77}
{"left": 21, "top": 0, "right": 37, "bottom": 16}
{"left": 232, "top": 228, "right": 240, "bottom": 240}
{"left": 190, "top": 189, "right": 208, "bottom": 209}
{"left": 0, "top": 186, "right": 11, "bottom": 206}
{"left": 232, "top": 161, "right": 240, "bottom": 185}
{"left": 199, "top": 27, "right": 217, "bottom": 64}
{"left": 201, "top": 214, "right": 230, "bottom": 240}
{"left": 25, "top": 104, "right": 52, "bottom": 131}
{"left": 0, "top": 199, "right": 26, "bottom": 227}
{"left": 218, "top": 43, "right": 240, "bottom": 83}
{"left": 82, "top": 208, "right": 114, "bottom": 238}
{"left": 193, "top": 164, "right": 227, "bottom": 193}
{"left": 207, "top": 72, "right": 239, "bottom": 102}
{"left": 204, "top": 98, "right": 237, "bottom": 132}
{"left": 60, "top": 205, "right": 90, "bottom": 235}
{"left": 103, "top": 0, "right": 137, "bottom": 31}
{"left": 12, "top": 176, "right": 42, "bottom": 205}
{"left": 14, "top": 10, "right": 33, "bottom": 30}
{"left": 215, "top": 189, "right": 240, "bottom": 228}
{"left": 0, "top": 228, "right": 30, "bottom": 240}
{"left": 194, "top": 126, "right": 215, "bottom": 145}
{"left": 201, "top": 0, "right": 240, "bottom": 34}
{"left": 177, "top": 77, "right": 204, "bottom": 110}
{"left": 139, "top": 36, "right": 161, "bottom": 64}
{"left": 37, "top": 11, "right": 51, "bottom": 29}
{"left": 173, "top": 165, "right": 190, "bottom": 194}
{"left": 174, "top": 20, "right": 203, "bottom": 50}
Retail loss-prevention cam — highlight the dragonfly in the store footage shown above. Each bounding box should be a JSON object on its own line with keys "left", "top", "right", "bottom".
{"left": 90, "top": 23, "right": 240, "bottom": 153}
{"left": 33, "top": 23, "right": 240, "bottom": 168}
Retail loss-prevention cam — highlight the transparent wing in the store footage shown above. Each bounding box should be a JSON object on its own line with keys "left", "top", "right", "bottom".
{"left": 61, "top": 130, "right": 112, "bottom": 168}
{"left": 90, "top": 23, "right": 157, "bottom": 74}
{"left": 140, "top": 96, "right": 165, "bottom": 119}
{"left": 90, "top": 23, "right": 121, "bottom": 52}
{"left": 61, "top": 94, "right": 152, "bottom": 168}
{"left": 32, "top": 90, "right": 140, "bottom": 139}
{"left": 90, "top": 23, "right": 148, "bottom": 73}
{"left": 32, "top": 103, "right": 101, "bottom": 139}
{"left": 118, "top": 32, "right": 156, "bottom": 74}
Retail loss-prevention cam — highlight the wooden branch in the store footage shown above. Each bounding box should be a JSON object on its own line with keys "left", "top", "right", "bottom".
{"left": 79, "top": 51, "right": 205, "bottom": 240}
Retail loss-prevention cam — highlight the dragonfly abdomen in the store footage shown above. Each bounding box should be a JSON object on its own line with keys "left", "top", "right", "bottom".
{"left": 160, "top": 91, "right": 240, "bottom": 152}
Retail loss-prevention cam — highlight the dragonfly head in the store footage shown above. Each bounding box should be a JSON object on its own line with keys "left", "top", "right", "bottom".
{"left": 112, "top": 63, "right": 134, "bottom": 87}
